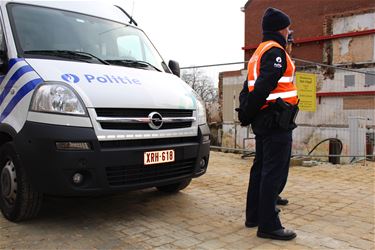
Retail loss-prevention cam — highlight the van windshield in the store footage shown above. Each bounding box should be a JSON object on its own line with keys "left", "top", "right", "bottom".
{"left": 8, "top": 4, "right": 167, "bottom": 72}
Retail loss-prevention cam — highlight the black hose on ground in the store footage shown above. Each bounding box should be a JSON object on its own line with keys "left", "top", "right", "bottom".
{"left": 241, "top": 151, "right": 256, "bottom": 159}
{"left": 241, "top": 138, "right": 344, "bottom": 162}
{"left": 308, "top": 138, "right": 343, "bottom": 156}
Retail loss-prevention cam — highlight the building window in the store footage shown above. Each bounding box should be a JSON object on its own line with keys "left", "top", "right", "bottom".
{"left": 365, "top": 71, "right": 375, "bottom": 87}
{"left": 344, "top": 75, "right": 355, "bottom": 88}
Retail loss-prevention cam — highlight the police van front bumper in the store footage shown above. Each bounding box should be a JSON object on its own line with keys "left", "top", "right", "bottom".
{"left": 14, "top": 121, "right": 210, "bottom": 196}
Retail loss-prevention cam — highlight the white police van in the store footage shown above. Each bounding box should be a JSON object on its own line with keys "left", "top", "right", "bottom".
{"left": 0, "top": 0, "right": 210, "bottom": 221}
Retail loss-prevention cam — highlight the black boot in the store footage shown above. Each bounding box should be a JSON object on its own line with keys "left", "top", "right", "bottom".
{"left": 277, "top": 196, "right": 288, "bottom": 205}
{"left": 245, "top": 221, "right": 258, "bottom": 228}
{"left": 257, "top": 228, "right": 296, "bottom": 240}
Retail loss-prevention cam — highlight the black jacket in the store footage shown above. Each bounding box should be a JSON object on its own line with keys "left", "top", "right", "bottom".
{"left": 240, "top": 31, "right": 296, "bottom": 135}
{"left": 244, "top": 31, "right": 288, "bottom": 120}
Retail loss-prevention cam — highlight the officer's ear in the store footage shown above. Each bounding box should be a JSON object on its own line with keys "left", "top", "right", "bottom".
{"left": 278, "top": 27, "right": 290, "bottom": 42}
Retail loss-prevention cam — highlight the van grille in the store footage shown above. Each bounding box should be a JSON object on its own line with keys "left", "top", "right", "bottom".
{"left": 95, "top": 108, "right": 194, "bottom": 130}
{"left": 96, "top": 108, "right": 193, "bottom": 118}
{"left": 99, "top": 122, "right": 192, "bottom": 130}
{"left": 100, "top": 137, "right": 198, "bottom": 149}
{"left": 106, "top": 159, "right": 195, "bottom": 186}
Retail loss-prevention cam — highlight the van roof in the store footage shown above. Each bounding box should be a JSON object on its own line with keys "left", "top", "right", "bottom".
{"left": 1, "top": 0, "right": 133, "bottom": 25}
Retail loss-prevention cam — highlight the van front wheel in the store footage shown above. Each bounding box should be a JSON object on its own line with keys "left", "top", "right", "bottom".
{"left": 0, "top": 142, "right": 43, "bottom": 222}
{"left": 156, "top": 179, "right": 192, "bottom": 193}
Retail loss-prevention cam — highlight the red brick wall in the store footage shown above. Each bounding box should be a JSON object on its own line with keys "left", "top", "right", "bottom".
{"left": 244, "top": 0, "right": 374, "bottom": 63}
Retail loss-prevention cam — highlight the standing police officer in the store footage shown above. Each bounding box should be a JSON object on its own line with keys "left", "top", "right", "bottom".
{"left": 239, "top": 7, "right": 298, "bottom": 240}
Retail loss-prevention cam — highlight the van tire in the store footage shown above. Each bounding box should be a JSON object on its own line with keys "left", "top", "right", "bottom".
{"left": 0, "top": 142, "right": 43, "bottom": 222}
{"left": 156, "top": 179, "right": 191, "bottom": 193}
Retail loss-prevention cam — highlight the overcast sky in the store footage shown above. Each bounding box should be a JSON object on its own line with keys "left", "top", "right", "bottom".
{"left": 112, "top": 0, "right": 246, "bottom": 82}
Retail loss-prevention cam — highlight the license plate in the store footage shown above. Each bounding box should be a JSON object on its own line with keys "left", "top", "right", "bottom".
{"left": 144, "top": 149, "right": 175, "bottom": 165}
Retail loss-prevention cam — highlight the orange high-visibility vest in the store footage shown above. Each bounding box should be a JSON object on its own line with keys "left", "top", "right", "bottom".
{"left": 247, "top": 41, "right": 298, "bottom": 109}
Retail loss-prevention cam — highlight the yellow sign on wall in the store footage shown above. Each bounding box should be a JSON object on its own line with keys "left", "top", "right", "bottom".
{"left": 295, "top": 72, "right": 317, "bottom": 112}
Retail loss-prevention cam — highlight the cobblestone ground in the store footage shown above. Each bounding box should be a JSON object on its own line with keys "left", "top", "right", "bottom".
{"left": 0, "top": 151, "right": 374, "bottom": 249}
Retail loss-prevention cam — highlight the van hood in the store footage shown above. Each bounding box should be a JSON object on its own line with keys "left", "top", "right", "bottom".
{"left": 25, "top": 59, "right": 197, "bottom": 110}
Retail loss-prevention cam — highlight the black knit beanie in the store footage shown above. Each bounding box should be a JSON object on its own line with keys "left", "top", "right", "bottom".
{"left": 262, "top": 7, "right": 291, "bottom": 32}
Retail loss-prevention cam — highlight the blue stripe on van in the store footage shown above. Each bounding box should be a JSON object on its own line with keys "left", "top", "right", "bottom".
{"left": 8, "top": 58, "right": 25, "bottom": 69}
{"left": 0, "top": 78, "right": 43, "bottom": 123}
{"left": 0, "top": 59, "right": 28, "bottom": 88}
{"left": 0, "top": 65, "right": 34, "bottom": 106}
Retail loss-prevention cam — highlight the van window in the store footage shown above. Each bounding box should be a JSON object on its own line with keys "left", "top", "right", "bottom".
{"left": 0, "top": 19, "right": 6, "bottom": 72}
{"left": 7, "top": 3, "right": 165, "bottom": 71}
{"left": 0, "top": 34, "right": 3, "bottom": 52}
{"left": 0, "top": 22, "right": 4, "bottom": 53}
{"left": 117, "top": 36, "right": 142, "bottom": 60}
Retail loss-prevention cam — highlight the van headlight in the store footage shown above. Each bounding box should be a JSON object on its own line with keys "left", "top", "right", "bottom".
{"left": 30, "top": 82, "right": 87, "bottom": 116}
{"left": 196, "top": 97, "right": 207, "bottom": 125}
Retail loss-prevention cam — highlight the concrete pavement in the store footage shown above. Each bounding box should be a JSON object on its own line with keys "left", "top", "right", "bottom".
{"left": 0, "top": 151, "right": 374, "bottom": 249}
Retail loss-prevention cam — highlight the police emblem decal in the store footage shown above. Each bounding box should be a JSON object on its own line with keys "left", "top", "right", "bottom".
{"left": 274, "top": 57, "right": 282, "bottom": 68}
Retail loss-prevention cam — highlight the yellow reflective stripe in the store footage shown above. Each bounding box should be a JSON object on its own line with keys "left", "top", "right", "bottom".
{"left": 248, "top": 80, "right": 256, "bottom": 87}
{"left": 248, "top": 77, "right": 293, "bottom": 87}
{"left": 266, "top": 90, "right": 298, "bottom": 101}
{"left": 278, "top": 76, "right": 294, "bottom": 82}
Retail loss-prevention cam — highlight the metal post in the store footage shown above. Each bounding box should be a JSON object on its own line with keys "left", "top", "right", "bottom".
{"left": 234, "top": 123, "right": 237, "bottom": 149}
{"left": 348, "top": 117, "right": 367, "bottom": 163}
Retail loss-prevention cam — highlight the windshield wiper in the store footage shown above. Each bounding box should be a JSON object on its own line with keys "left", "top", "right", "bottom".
{"left": 24, "top": 50, "right": 110, "bottom": 65}
{"left": 106, "top": 59, "right": 161, "bottom": 72}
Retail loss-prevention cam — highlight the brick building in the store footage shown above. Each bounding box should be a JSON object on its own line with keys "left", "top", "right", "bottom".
{"left": 243, "top": 0, "right": 375, "bottom": 65}
{"left": 218, "top": 0, "right": 375, "bottom": 161}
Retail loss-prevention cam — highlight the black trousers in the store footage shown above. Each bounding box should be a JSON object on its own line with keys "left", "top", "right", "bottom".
{"left": 246, "top": 130, "right": 292, "bottom": 232}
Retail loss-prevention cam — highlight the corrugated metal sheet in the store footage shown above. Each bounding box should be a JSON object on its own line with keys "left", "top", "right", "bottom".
{"left": 222, "top": 71, "right": 247, "bottom": 123}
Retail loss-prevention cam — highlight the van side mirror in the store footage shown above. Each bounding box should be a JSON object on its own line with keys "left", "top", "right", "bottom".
{"left": 168, "top": 60, "right": 180, "bottom": 77}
